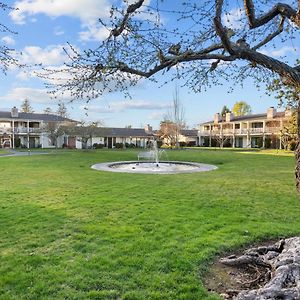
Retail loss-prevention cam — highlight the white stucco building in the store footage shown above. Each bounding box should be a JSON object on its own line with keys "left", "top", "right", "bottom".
{"left": 199, "top": 107, "right": 294, "bottom": 149}
{"left": 0, "top": 107, "right": 77, "bottom": 148}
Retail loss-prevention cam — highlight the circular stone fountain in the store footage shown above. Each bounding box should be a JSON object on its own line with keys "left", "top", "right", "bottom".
{"left": 91, "top": 160, "right": 217, "bottom": 174}
{"left": 91, "top": 140, "right": 217, "bottom": 174}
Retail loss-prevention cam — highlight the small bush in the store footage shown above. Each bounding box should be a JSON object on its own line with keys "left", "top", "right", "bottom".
{"left": 187, "top": 141, "right": 197, "bottom": 147}
{"left": 114, "top": 143, "right": 124, "bottom": 149}
{"left": 93, "top": 143, "right": 104, "bottom": 149}
{"left": 125, "top": 143, "right": 136, "bottom": 148}
{"left": 156, "top": 140, "right": 163, "bottom": 148}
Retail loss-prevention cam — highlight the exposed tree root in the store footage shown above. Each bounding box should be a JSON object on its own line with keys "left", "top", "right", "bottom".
{"left": 219, "top": 237, "right": 300, "bottom": 300}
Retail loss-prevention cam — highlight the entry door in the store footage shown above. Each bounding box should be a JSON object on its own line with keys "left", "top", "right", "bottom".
{"left": 107, "top": 137, "right": 112, "bottom": 148}
{"left": 29, "top": 137, "right": 35, "bottom": 148}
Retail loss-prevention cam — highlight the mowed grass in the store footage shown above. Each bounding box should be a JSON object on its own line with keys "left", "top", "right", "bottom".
{"left": 0, "top": 149, "right": 299, "bottom": 300}
{"left": 0, "top": 149, "right": 9, "bottom": 155}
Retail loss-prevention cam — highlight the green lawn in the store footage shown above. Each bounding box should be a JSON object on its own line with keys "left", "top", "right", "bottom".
{"left": 0, "top": 149, "right": 299, "bottom": 299}
{"left": 0, "top": 149, "right": 9, "bottom": 155}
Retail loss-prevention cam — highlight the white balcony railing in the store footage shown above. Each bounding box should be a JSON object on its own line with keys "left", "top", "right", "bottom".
{"left": 14, "top": 128, "right": 40, "bottom": 133}
{"left": 199, "top": 127, "right": 281, "bottom": 136}
{"left": 250, "top": 128, "right": 264, "bottom": 133}
{"left": 0, "top": 127, "right": 12, "bottom": 133}
{"left": 0, "top": 127, "right": 41, "bottom": 134}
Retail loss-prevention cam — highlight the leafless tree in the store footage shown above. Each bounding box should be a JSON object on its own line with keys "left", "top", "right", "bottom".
{"left": 212, "top": 132, "right": 231, "bottom": 148}
{"left": 42, "top": 121, "right": 66, "bottom": 148}
{"left": 44, "top": 1, "right": 300, "bottom": 193}
{"left": 43, "top": 107, "right": 53, "bottom": 114}
{"left": 56, "top": 100, "right": 68, "bottom": 118}
{"left": 69, "top": 121, "right": 104, "bottom": 149}
{"left": 158, "top": 120, "right": 177, "bottom": 147}
{"left": 160, "top": 86, "right": 186, "bottom": 148}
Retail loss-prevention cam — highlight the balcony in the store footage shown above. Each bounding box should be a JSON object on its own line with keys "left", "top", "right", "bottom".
{"left": 250, "top": 128, "right": 264, "bottom": 134}
{"left": 13, "top": 128, "right": 41, "bottom": 134}
{"left": 0, "top": 127, "right": 12, "bottom": 134}
{"left": 200, "top": 127, "right": 281, "bottom": 136}
{"left": 199, "top": 130, "right": 211, "bottom": 136}
{"left": 265, "top": 127, "right": 279, "bottom": 134}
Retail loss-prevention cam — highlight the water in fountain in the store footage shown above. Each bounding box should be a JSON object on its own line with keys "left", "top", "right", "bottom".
{"left": 137, "top": 140, "right": 161, "bottom": 167}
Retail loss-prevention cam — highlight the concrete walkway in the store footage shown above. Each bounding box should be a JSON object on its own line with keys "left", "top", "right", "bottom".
{"left": 0, "top": 150, "right": 49, "bottom": 157}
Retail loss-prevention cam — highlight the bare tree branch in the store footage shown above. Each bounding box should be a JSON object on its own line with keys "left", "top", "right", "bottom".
{"left": 110, "top": 0, "right": 145, "bottom": 37}
{"left": 252, "top": 17, "right": 284, "bottom": 50}
{"left": 44, "top": 1, "right": 300, "bottom": 98}
{"left": 214, "top": 0, "right": 234, "bottom": 54}
{"left": 244, "top": 0, "right": 299, "bottom": 28}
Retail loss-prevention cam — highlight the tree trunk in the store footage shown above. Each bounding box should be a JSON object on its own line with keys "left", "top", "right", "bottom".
{"left": 295, "top": 98, "right": 300, "bottom": 196}
{"left": 220, "top": 237, "right": 300, "bottom": 300}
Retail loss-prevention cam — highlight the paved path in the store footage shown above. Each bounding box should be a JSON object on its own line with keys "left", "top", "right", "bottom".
{"left": 0, "top": 150, "right": 49, "bottom": 157}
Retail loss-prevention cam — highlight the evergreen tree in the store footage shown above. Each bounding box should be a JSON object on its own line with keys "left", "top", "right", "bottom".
{"left": 21, "top": 99, "right": 34, "bottom": 113}
{"left": 43, "top": 107, "right": 53, "bottom": 114}
{"left": 56, "top": 100, "right": 68, "bottom": 118}
{"left": 221, "top": 105, "right": 230, "bottom": 116}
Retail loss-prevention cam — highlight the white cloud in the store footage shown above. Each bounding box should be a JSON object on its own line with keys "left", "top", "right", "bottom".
{"left": 81, "top": 100, "right": 170, "bottom": 113}
{"left": 261, "top": 46, "right": 298, "bottom": 58}
{"left": 0, "top": 87, "right": 73, "bottom": 105}
{"left": 260, "top": 46, "right": 300, "bottom": 57}
{"left": 79, "top": 23, "right": 110, "bottom": 42}
{"left": 10, "top": 0, "right": 111, "bottom": 42}
{"left": 148, "top": 111, "right": 165, "bottom": 120}
{"left": 1, "top": 36, "right": 16, "bottom": 45}
{"left": 54, "top": 26, "right": 65, "bottom": 36}
{"left": 18, "top": 45, "right": 69, "bottom": 66}
{"left": 10, "top": 0, "right": 110, "bottom": 24}
{"left": 0, "top": 87, "right": 52, "bottom": 104}
{"left": 16, "top": 70, "right": 31, "bottom": 81}
{"left": 222, "top": 8, "right": 246, "bottom": 30}
{"left": 11, "top": 0, "right": 154, "bottom": 41}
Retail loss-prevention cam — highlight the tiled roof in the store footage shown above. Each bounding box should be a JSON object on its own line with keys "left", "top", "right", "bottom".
{"left": 0, "top": 111, "right": 77, "bottom": 122}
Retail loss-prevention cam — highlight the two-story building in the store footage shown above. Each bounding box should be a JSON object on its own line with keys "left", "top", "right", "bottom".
{"left": 0, "top": 107, "right": 77, "bottom": 148}
{"left": 199, "top": 107, "right": 294, "bottom": 149}
{"left": 0, "top": 107, "right": 200, "bottom": 149}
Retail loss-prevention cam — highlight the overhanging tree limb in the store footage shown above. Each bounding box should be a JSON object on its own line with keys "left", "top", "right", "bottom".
{"left": 47, "top": 1, "right": 300, "bottom": 94}
{"left": 110, "top": 0, "right": 144, "bottom": 37}
{"left": 244, "top": 0, "right": 299, "bottom": 28}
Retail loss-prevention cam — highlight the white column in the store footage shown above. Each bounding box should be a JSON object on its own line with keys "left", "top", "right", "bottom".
{"left": 12, "top": 120, "right": 15, "bottom": 148}
{"left": 220, "top": 123, "right": 223, "bottom": 148}
{"left": 27, "top": 120, "right": 30, "bottom": 148}
{"left": 262, "top": 121, "right": 266, "bottom": 148}
{"left": 246, "top": 122, "right": 250, "bottom": 148}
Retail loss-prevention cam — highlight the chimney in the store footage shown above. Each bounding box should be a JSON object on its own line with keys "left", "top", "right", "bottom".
{"left": 225, "top": 112, "right": 233, "bottom": 122}
{"left": 214, "top": 113, "right": 221, "bottom": 124}
{"left": 144, "top": 124, "right": 152, "bottom": 133}
{"left": 267, "top": 107, "right": 276, "bottom": 119}
{"left": 11, "top": 106, "right": 19, "bottom": 118}
{"left": 285, "top": 108, "right": 293, "bottom": 117}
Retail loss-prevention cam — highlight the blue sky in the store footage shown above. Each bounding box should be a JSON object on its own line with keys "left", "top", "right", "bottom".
{"left": 0, "top": 0, "right": 299, "bottom": 128}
